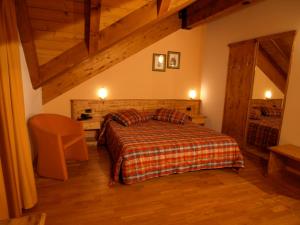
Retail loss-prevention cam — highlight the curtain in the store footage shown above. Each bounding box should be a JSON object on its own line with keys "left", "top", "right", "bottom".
{"left": 0, "top": 157, "right": 9, "bottom": 220}
{"left": 0, "top": 0, "right": 38, "bottom": 219}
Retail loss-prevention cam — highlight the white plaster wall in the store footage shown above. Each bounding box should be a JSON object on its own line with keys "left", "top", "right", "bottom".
{"left": 200, "top": 0, "right": 300, "bottom": 145}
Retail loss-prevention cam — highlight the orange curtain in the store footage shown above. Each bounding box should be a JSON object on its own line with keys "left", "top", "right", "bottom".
{"left": 0, "top": 0, "right": 37, "bottom": 219}
{"left": 0, "top": 157, "right": 9, "bottom": 220}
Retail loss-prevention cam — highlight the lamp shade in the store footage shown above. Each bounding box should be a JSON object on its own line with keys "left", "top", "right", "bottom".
{"left": 188, "top": 89, "right": 197, "bottom": 99}
{"left": 97, "top": 87, "right": 108, "bottom": 100}
{"left": 264, "top": 90, "right": 272, "bottom": 99}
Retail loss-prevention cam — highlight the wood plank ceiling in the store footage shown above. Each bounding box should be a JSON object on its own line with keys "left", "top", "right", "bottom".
{"left": 16, "top": 0, "right": 262, "bottom": 103}
{"left": 257, "top": 31, "right": 295, "bottom": 93}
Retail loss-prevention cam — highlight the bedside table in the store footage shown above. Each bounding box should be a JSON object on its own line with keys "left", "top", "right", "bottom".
{"left": 79, "top": 117, "right": 103, "bottom": 145}
{"left": 191, "top": 114, "right": 206, "bottom": 126}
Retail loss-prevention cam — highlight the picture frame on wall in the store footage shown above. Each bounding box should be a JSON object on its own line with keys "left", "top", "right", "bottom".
{"left": 167, "top": 51, "right": 181, "bottom": 69}
{"left": 152, "top": 53, "right": 166, "bottom": 72}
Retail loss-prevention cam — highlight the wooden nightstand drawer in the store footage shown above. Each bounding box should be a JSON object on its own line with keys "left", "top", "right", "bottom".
{"left": 192, "top": 115, "right": 206, "bottom": 125}
{"left": 79, "top": 118, "right": 102, "bottom": 145}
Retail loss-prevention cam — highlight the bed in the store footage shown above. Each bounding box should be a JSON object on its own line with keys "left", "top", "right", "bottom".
{"left": 99, "top": 116, "right": 244, "bottom": 184}
{"left": 246, "top": 99, "right": 283, "bottom": 149}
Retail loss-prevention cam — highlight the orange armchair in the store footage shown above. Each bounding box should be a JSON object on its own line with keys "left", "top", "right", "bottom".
{"left": 29, "top": 114, "right": 88, "bottom": 180}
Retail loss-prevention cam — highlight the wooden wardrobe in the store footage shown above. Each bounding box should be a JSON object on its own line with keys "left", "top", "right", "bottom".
{"left": 222, "top": 31, "right": 295, "bottom": 149}
{"left": 222, "top": 40, "right": 258, "bottom": 147}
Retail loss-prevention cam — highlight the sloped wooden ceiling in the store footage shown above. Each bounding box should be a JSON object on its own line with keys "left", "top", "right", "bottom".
{"left": 16, "top": 0, "right": 262, "bottom": 103}
{"left": 257, "top": 31, "right": 295, "bottom": 93}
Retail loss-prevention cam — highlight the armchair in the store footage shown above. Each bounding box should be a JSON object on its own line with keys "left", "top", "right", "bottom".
{"left": 29, "top": 114, "right": 88, "bottom": 180}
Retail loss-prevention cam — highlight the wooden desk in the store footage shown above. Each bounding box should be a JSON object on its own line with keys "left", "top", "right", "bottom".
{"left": 268, "top": 144, "right": 300, "bottom": 181}
{"left": 0, "top": 213, "right": 46, "bottom": 225}
{"left": 191, "top": 114, "right": 206, "bottom": 126}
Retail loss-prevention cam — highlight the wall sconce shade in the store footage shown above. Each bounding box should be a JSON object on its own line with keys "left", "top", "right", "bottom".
{"left": 264, "top": 90, "right": 272, "bottom": 99}
{"left": 98, "top": 87, "right": 108, "bottom": 100}
{"left": 189, "top": 89, "right": 197, "bottom": 100}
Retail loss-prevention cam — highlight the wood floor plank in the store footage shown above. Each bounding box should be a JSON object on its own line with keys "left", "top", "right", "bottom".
{"left": 25, "top": 146, "right": 300, "bottom": 225}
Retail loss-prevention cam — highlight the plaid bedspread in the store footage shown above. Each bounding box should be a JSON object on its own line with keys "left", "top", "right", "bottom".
{"left": 101, "top": 120, "right": 244, "bottom": 184}
{"left": 247, "top": 117, "right": 280, "bottom": 149}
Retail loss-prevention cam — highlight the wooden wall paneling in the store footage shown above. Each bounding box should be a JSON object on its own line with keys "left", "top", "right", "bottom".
{"left": 157, "top": 0, "right": 172, "bottom": 16}
{"left": 249, "top": 99, "right": 283, "bottom": 109}
{"left": 15, "top": 0, "right": 41, "bottom": 88}
{"left": 71, "top": 99, "right": 201, "bottom": 120}
{"left": 84, "top": 0, "right": 101, "bottom": 55}
{"left": 222, "top": 40, "right": 258, "bottom": 146}
{"left": 39, "top": 42, "right": 89, "bottom": 83}
{"left": 257, "top": 48, "right": 286, "bottom": 93}
{"left": 42, "top": 14, "right": 181, "bottom": 103}
{"left": 182, "top": 0, "right": 262, "bottom": 29}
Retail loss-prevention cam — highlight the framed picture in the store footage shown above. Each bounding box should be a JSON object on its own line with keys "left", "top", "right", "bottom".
{"left": 152, "top": 53, "right": 166, "bottom": 72}
{"left": 167, "top": 51, "right": 181, "bottom": 69}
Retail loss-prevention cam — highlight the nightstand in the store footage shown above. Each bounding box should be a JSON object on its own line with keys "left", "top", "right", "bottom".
{"left": 79, "top": 117, "right": 103, "bottom": 145}
{"left": 191, "top": 114, "right": 206, "bottom": 126}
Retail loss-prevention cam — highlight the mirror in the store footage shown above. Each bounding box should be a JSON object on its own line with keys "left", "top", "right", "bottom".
{"left": 245, "top": 31, "right": 295, "bottom": 159}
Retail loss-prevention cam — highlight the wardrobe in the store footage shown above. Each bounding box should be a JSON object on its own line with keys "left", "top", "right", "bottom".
{"left": 222, "top": 31, "right": 295, "bottom": 156}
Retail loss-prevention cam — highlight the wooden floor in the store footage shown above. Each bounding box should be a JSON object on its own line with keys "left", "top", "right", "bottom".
{"left": 26, "top": 146, "right": 300, "bottom": 225}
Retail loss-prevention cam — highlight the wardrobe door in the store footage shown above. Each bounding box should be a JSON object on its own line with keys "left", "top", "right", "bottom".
{"left": 222, "top": 40, "right": 258, "bottom": 146}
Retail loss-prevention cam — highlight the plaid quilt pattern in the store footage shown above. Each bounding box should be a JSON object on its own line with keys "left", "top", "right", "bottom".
{"left": 249, "top": 107, "right": 261, "bottom": 120}
{"left": 140, "top": 111, "right": 154, "bottom": 122}
{"left": 169, "top": 110, "right": 191, "bottom": 124}
{"left": 102, "top": 120, "right": 244, "bottom": 184}
{"left": 154, "top": 108, "right": 190, "bottom": 124}
{"left": 153, "top": 108, "right": 174, "bottom": 122}
{"left": 247, "top": 119, "right": 279, "bottom": 148}
{"left": 261, "top": 107, "right": 282, "bottom": 117}
{"left": 112, "top": 108, "right": 143, "bottom": 126}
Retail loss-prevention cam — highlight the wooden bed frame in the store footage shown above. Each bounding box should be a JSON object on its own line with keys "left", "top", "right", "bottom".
{"left": 71, "top": 99, "right": 202, "bottom": 140}
{"left": 71, "top": 99, "right": 201, "bottom": 121}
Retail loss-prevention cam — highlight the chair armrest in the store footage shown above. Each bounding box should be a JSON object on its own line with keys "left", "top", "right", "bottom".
{"left": 60, "top": 120, "right": 84, "bottom": 135}
{"left": 35, "top": 125, "right": 59, "bottom": 136}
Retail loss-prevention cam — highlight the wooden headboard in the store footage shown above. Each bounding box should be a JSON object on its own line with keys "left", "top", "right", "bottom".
{"left": 71, "top": 99, "right": 201, "bottom": 120}
{"left": 249, "top": 99, "right": 283, "bottom": 109}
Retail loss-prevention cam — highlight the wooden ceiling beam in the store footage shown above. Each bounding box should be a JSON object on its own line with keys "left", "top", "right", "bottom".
{"left": 15, "top": 0, "right": 41, "bottom": 88}
{"left": 157, "top": 0, "right": 172, "bottom": 16}
{"left": 259, "top": 41, "right": 289, "bottom": 76}
{"left": 42, "top": 14, "right": 181, "bottom": 103}
{"left": 182, "top": 0, "right": 261, "bottom": 29}
{"left": 257, "top": 48, "right": 286, "bottom": 93}
{"left": 98, "top": 1, "right": 157, "bottom": 51}
{"left": 85, "top": 0, "right": 101, "bottom": 55}
{"left": 98, "top": 0, "right": 196, "bottom": 51}
{"left": 39, "top": 42, "right": 89, "bottom": 83}
{"left": 34, "top": 0, "right": 196, "bottom": 88}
